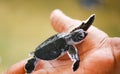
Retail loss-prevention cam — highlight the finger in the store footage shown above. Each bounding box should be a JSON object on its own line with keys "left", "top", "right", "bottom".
{"left": 50, "top": 9, "right": 82, "bottom": 33}
{"left": 4, "top": 60, "right": 26, "bottom": 74}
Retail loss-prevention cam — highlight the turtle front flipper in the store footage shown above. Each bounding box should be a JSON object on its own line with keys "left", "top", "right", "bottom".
{"left": 80, "top": 14, "right": 95, "bottom": 31}
{"left": 67, "top": 45, "right": 80, "bottom": 71}
{"left": 71, "top": 14, "right": 95, "bottom": 32}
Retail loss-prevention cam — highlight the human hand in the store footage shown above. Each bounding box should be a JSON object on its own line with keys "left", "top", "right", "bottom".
{"left": 4, "top": 9, "right": 120, "bottom": 74}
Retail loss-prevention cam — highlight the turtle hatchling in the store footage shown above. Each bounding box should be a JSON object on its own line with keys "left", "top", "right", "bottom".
{"left": 25, "top": 14, "right": 95, "bottom": 73}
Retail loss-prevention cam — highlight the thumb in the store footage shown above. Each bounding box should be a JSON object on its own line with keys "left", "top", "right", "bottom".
{"left": 50, "top": 9, "right": 82, "bottom": 33}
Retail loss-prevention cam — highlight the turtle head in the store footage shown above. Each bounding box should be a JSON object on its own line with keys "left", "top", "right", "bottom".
{"left": 71, "top": 29, "right": 87, "bottom": 44}
{"left": 66, "top": 29, "right": 87, "bottom": 45}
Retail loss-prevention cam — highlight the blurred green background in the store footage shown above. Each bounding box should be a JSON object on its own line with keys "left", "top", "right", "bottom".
{"left": 0, "top": 0, "right": 120, "bottom": 73}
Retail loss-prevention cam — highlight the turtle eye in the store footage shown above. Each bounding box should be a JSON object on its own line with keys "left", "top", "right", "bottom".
{"left": 72, "top": 31, "right": 87, "bottom": 42}
{"left": 72, "top": 32, "right": 83, "bottom": 42}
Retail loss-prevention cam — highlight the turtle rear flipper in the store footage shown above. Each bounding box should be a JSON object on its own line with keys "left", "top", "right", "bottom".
{"left": 25, "top": 57, "right": 38, "bottom": 73}
{"left": 73, "top": 60, "right": 80, "bottom": 71}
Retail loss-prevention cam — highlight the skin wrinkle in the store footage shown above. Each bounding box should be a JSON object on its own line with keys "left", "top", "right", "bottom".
{"left": 114, "top": 39, "right": 120, "bottom": 62}
{"left": 109, "top": 38, "right": 120, "bottom": 74}
{"left": 110, "top": 38, "right": 117, "bottom": 64}
{"left": 34, "top": 60, "right": 71, "bottom": 74}
{"left": 33, "top": 61, "right": 52, "bottom": 74}
{"left": 49, "top": 61, "right": 56, "bottom": 69}
{"left": 49, "top": 60, "right": 71, "bottom": 69}
{"left": 46, "top": 62, "right": 60, "bottom": 74}
{"left": 98, "top": 37, "right": 107, "bottom": 48}
{"left": 100, "top": 45, "right": 114, "bottom": 73}
{"left": 111, "top": 38, "right": 120, "bottom": 63}
{"left": 48, "top": 61, "right": 68, "bottom": 72}
{"left": 32, "top": 69, "right": 47, "bottom": 74}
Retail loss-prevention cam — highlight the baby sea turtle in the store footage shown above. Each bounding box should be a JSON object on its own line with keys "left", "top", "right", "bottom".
{"left": 25, "top": 14, "right": 95, "bottom": 73}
